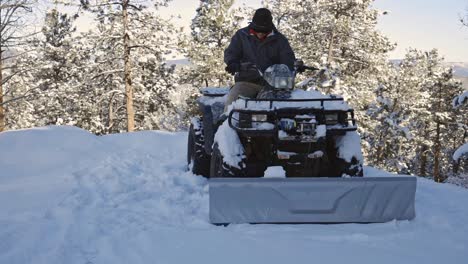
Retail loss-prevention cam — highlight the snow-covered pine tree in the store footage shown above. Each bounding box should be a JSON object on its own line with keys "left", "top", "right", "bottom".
{"left": 449, "top": 89, "right": 467, "bottom": 186}
{"left": 0, "top": 0, "right": 37, "bottom": 131}
{"left": 65, "top": 0, "right": 181, "bottom": 134}
{"left": 72, "top": 0, "right": 177, "bottom": 132}
{"left": 181, "top": 0, "right": 242, "bottom": 88}
{"left": 32, "top": 8, "right": 78, "bottom": 126}
{"left": 5, "top": 7, "right": 93, "bottom": 131}
{"left": 421, "top": 51, "right": 465, "bottom": 182}
{"left": 367, "top": 49, "right": 465, "bottom": 182}
{"left": 366, "top": 50, "right": 432, "bottom": 173}
{"left": 2, "top": 51, "right": 38, "bottom": 129}
{"left": 134, "top": 47, "right": 182, "bottom": 131}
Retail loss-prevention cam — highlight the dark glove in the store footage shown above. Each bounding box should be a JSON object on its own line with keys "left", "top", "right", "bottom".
{"left": 225, "top": 63, "right": 240, "bottom": 75}
{"left": 296, "top": 64, "right": 307, "bottom": 73}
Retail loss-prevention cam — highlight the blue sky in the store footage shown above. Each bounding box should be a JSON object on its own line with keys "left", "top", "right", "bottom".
{"left": 162, "top": 0, "right": 468, "bottom": 62}
{"left": 373, "top": 0, "right": 468, "bottom": 62}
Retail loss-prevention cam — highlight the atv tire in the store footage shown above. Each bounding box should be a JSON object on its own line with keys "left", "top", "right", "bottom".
{"left": 210, "top": 143, "right": 243, "bottom": 178}
{"left": 187, "top": 118, "right": 210, "bottom": 177}
{"left": 326, "top": 133, "right": 364, "bottom": 177}
{"left": 335, "top": 157, "right": 364, "bottom": 177}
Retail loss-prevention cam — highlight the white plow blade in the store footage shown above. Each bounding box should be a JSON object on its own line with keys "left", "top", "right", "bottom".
{"left": 209, "top": 177, "right": 416, "bottom": 224}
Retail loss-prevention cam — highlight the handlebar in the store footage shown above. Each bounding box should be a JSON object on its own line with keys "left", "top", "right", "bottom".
{"left": 302, "top": 66, "right": 320, "bottom": 71}
{"left": 230, "top": 61, "right": 320, "bottom": 75}
{"left": 294, "top": 59, "right": 320, "bottom": 73}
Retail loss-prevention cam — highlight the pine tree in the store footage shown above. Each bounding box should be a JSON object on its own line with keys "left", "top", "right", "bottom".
{"left": 34, "top": 8, "right": 77, "bottom": 125}
{"left": 181, "top": 0, "right": 242, "bottom": 88}
{"left": 423, "top": 53, "right": 464, "bottom": 182}
{"left": 0, "top": 0, "right": 37, "bottom": 131}
{"left": 67, "top": 0, "right": 180, "bottom": 133}
{"left": 367, "top": 49, "right": 465, "bottom": 182}
{"left": 366, "top": 50, "right": 432, "bottom": 173}
{"left": 74, "top": 0, "right": 176, "bottom": 132}
{"left": 4, "top": 7, "right": 91, "bottom": 131}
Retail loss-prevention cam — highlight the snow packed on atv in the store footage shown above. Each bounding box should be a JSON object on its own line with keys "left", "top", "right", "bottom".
{"left": 187, "top": 61, "right": 364, "bottom": 178}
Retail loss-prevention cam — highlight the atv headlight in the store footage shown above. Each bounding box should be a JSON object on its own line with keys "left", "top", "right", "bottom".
{"left": 325, "top": 113, "right": 339, "bottom": 125}
{"left": 274, "top": 77, "right": 294, "bottom": 89}
{"left": 264, "top": 64, "right": 295, "bottom": 89}
{"left": 252, "top": 114, "right": 268, "bottom": 123}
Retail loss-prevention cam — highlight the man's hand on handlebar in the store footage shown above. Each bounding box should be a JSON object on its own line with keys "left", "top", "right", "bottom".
{"left": 299, "top": 65, "right": 320, "bottom": 73}
{"left": 226, "top": 63, "right": 240, "bottom": 75}
{"left": 295, "top": 59, "right": 319, "bottom": 73}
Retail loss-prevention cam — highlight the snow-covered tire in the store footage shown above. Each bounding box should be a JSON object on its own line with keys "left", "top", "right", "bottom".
{"left": 328, "top": 132, "right": 364, "bottom": 177}
{"left": 187, "top": 117, "right": 210, "bottom": 177}
{"left": 210, "top": 143, "right": 242, "bottom": 178}
{"left": 333, "top": 157, "right": 363, "bottom": 177}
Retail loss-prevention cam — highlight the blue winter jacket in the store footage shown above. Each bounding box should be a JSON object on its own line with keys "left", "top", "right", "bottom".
{"left": 224, "top": 27, "right": 296, "bottom": 74}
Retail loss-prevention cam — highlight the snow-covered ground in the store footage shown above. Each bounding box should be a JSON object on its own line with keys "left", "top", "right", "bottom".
{"left": 1, "top": 126, "right": 468, "bottom": 264}
{"left": 454, "top": 143, "right": 468, "bottom": 162}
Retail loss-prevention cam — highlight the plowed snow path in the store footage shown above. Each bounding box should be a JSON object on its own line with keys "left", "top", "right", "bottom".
{"left": 1, "top": 126, "right": 467, "bottom": 264}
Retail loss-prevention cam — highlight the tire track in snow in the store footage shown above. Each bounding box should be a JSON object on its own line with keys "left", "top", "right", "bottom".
{"left": 43, "top": 133, "right": 209, "bottom": 263}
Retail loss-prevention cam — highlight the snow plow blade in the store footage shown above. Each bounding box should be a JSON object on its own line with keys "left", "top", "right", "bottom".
{"left": 209, "top": 177, "right": 416, "bottom": 224}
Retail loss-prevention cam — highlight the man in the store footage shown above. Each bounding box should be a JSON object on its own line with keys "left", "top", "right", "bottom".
{"left": 224, "top": 8, "right": 296, "bottom": 110}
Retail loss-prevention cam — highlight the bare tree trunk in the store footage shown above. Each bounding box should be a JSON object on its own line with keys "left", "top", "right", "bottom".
{"left": 123, "top": 0, "right": 135, "bottom": 132}
{"left": 0, "top": 3, "right": 4, "bottom": 130}
{"left": 0, "top": 51, "right": 4, "bottom": 132}
{"left": 420, "top": 145, "right": 427, "bottom": 176}
{"left": 0, "top": 43, "right": 6, "bottom": 132}
{"left": 433, "top": 121, "right": 442, "bottom": 182}
{"left": 327, "top": 28, "right": 335, "bottom": 64}
{"left": 419, "top": 125, "right": 429, "bottom": 176}
{"left": 324, "top": 26, "right": 336, "bottom": 95}
{"left": 453, "top": 159, "right": 459, "bottom": 174}
{"left": 107, "top": 91, "right": 117, "bottom": 134}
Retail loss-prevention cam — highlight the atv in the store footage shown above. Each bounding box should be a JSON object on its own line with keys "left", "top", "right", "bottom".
{"left": 187, "top": 61, "right": 416, "bottom": 224}
{"left": 188, "top": 61, "right": 363, "bottom": 179}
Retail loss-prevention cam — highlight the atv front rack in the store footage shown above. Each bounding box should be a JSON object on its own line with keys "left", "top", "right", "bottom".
{"left": 228, "top": 98, "right": 357, "bottom": 136}
{"left": 239, "top": 97, "right": 348, "bottom": 109}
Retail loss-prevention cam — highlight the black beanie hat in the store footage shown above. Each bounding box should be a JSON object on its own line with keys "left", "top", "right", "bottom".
{"left": 250, "top": 8, "right": 274, "bottom": 33}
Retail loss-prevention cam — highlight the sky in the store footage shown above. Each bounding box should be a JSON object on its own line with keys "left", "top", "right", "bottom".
{"left": 373, "top": 0, "right": 468, "bottom": 62}
{"left": 73, "top": 0, "right": 468, "bottom": 62}
{"left": 162, "top": 0, "right": 468, "bottom": 62}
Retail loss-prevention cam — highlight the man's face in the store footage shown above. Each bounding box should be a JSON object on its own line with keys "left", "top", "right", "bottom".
{"left": 255, "top": 32, "right": 268, "bottom": 39}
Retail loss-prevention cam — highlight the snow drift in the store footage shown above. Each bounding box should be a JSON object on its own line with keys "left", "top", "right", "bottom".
{"left": 1, "top": 126, "right": 468, "bottom": 264}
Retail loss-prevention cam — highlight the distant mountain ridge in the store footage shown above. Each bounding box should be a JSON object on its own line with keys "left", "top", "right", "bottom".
{"left": 448, "top": 62, "right": 468, "bottom": 78}
{"left": 446, "top": 62, "right": 468, "bottom": 90}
